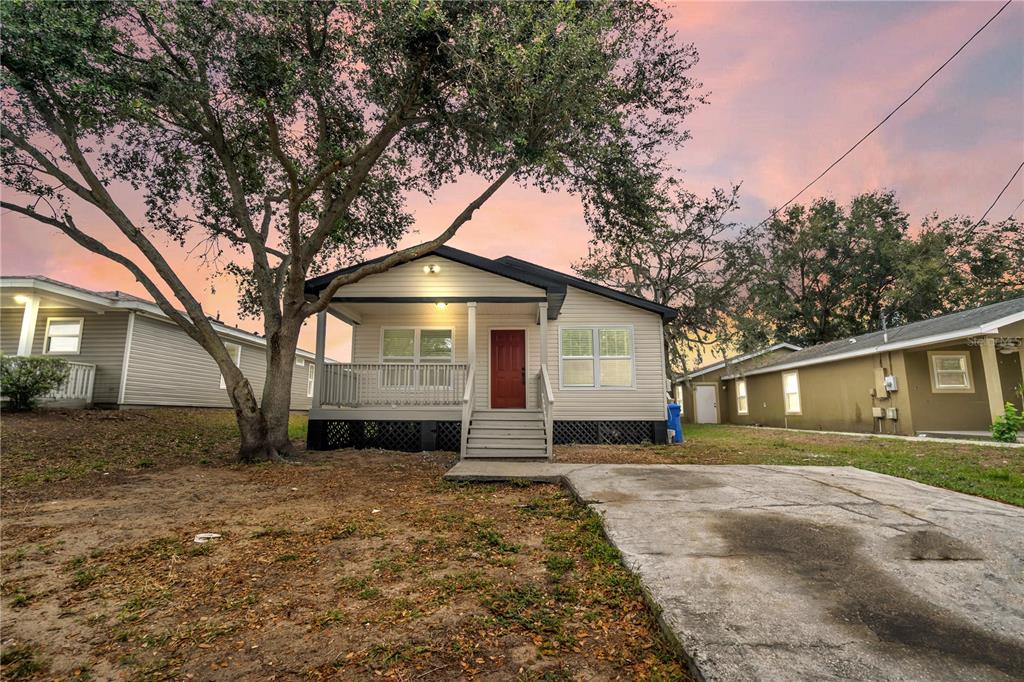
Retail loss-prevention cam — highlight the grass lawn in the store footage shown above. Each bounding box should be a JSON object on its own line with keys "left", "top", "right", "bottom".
{"left": 1, "top": 410, "right": 688, "bottom": 681}
{"left": 555, "top": 423, "right": 1024, "bottom": 507}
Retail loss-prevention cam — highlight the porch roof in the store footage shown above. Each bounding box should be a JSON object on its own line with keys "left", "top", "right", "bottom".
{"left": 304, "top": 245, "right": 678, "bottom": 321}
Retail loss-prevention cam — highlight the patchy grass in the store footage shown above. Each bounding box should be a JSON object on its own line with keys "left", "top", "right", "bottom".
{"left": 1, "top": 408, "right": 690, "bottom": 681}
{"left": 556, "top": 423, "right": 1024, "bottom": 507}
{"left": 1, "top": 408, "right": 308, "bottom": 499}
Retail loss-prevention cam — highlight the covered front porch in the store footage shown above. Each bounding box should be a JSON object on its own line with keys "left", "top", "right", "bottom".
{"left": 307, "top": 300, "right": 555, "bottom": 458}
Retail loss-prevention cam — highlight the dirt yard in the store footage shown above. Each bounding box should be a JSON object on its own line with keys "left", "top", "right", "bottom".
{"left": 1, "top": 410, "right": 689, "bottom": 681}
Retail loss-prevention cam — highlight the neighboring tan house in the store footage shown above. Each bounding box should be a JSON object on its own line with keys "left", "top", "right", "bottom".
{"left": 674, "top": 343, "right": 801, "bottom": 424}
{"left": 718, "top": 297, "right": 1024, "bottom": 438}
{"left": 303, "top": 246, "right": 678, "bottom": 459}
{"left": 1, "top": 276, "right": 316, "bottom": 410}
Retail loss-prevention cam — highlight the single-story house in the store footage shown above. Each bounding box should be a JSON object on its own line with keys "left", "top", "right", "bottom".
{"left": 303, "top": 246, "right": 678, "bottom": 459}
{"left": 1, "top": 276, "right": 316, "bottom": 410}
{"left": 673, "top": 343, "right": 801, "bottom": 424}
{"left": 716, "top": 297, "right": 1024, "bottom": 437}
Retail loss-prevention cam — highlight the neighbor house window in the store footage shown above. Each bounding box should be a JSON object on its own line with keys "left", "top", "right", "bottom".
{"left": 928, "top": 351, "right": 973, "bottom": 392}
{"left": 307, "top": 364, "right": 315, "bottom": 398}
{"left": 736, "top": 379, "right": 749, "bottom": 415}
{"left": 296, "top": 356, "right": 305, "bottom": 367}
{"left": 43, "top": 317, "right": 83, "bottom": 354}
{"left": 219, "top": 342, "right": 242, "bottom": 389}
{"left": 782, "top": 371, "right": 801, "bottom": 414}
{"left": 381, "top": 328, "right": 453, "bottom": 387}
{"left": 559, "top": 327, "right": 634, "bottom": 388}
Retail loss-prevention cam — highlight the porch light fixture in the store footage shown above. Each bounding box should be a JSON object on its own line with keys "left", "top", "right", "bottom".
{"left": 422, "top": 263, "right": 441, "bottom": 274}
{"left": 435, "top": 302, "right": 447, "bottom": 311}
{"left": 13, "top": 294, "right": 29, "bottom": 305}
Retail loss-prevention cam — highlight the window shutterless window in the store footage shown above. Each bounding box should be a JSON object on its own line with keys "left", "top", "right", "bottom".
{"left": 736, "top": 379, "right": 749, "bottom": 415}
{"left": 928, "top": 351, "right": 973, "bottom": 392}
{"left": 43, "top": 317, "right": 84, "bottom": 354}
{"left": 782, "top": 371, "right": 801, "bottom": 414}
{"left": 380, "top": 328, "right": 453, "bottom": 387}
{"left": 559, "top": 327, "right": 634, "bottom": 388}
{"left": 219, "top": 342, "right": 242, "bottom": 389}
{"left": 307, "top": 364, "right": 315, "bottom": 398}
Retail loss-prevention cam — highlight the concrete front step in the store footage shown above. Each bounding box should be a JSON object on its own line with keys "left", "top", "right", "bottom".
{"left": 468, "top": 438, "right": 547, "bottom": 449}
{"left": 463, "top": 449, "right": 549, "bottom": 459}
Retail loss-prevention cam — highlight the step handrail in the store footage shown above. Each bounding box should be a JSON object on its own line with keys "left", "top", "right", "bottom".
{"left": 539, "top": 365, "right": 555, "bottom": 459}
{"left": 460, "top": 365, "right": 476, "bottom": 457}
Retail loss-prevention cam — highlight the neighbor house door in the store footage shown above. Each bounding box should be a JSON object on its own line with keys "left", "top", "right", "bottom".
{"left": 695, "top": 384, "right": 719, "bottom": 423}
{"left": 490, "top": 329, "right": 526, "bottom": 408}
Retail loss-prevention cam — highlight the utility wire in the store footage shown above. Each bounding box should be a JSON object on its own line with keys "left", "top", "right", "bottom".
{"left": 1008, "top": 196, "right": 1024, "bottom": 219}
{"left": 972, "top": 160, "right": 1024, "bottom": 230}
{"left": 756, "top": 0, "right": 1015, "bottom": 228}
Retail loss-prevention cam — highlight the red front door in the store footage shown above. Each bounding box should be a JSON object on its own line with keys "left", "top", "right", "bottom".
{"left": 490, "top": 330, "right": 526, "bottom": 408}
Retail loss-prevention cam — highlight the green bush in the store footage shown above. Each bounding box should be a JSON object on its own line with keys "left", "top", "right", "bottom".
{"left": 991, "top": 402, "right": 1024, "bottom": 443}
{"left": 0, "top": 355, "right": 70, "bottom": 410}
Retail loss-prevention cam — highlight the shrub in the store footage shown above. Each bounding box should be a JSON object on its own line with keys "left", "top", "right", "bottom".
{"left": 0, "top": 355, "right": 70, "bottom": 410}
{"left": 991, "top": 402, "right": 1024, "bottom": 443}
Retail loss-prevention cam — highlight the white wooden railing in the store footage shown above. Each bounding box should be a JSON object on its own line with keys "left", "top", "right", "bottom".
{"left": 460, "top": 365, "right": 476, "bottom": 456}
{"left": 538, "top": 365, "right": 554, "bottom": 459}
{"left": 48, "top": 361, "right": 96, "bottom": 404}
{"left": 319, "top": 363, "right": 469, "bottom": 407}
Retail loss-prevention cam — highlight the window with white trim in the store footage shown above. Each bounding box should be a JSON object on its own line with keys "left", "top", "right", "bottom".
{"left": 782, "top": 371, "right": 801, "bottom": 414}
{"left": 219, "top": 342, "right": 242, "bottom": 389}
{"left": 307, "top": 364, "right": 315, "bottom": 398}
{"left": 44, "top": 317, "right": 83, "bottom": 354}
{"left": 736, "top": 379, "right": 749, "bottom": 415}
{"left": 929, "top": 352, "right": 972, "bottom": 392}
{"left": 296, "top": 356, "right": 305, "bottom": 367}
{"left": 559, "top": 327, "right": 634, "bottom": 388}
{"left": 381, "top": 328, "right": 453, "bottom": 387}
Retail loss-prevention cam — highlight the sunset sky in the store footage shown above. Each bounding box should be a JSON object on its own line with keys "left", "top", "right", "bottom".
{"left": 2, "top": 1, "right": 1022, "bottom": 361}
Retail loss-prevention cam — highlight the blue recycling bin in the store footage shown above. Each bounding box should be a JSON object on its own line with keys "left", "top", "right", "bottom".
{"left": 667, "top": 403, "right": 683, "bottom": 443}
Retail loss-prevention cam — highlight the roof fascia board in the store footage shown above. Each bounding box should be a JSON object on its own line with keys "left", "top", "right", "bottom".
{"left": 683, "top": 343, "right": 802, "bottom": 379}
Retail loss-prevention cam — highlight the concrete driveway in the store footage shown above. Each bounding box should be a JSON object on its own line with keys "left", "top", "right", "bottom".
{"left": 447, "top": 462, "right": 1024, "bottom": 680}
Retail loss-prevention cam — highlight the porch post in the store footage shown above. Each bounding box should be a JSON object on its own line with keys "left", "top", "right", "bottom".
{"left": 978, "top": 338, "right": 1005, "bottom": 423}
{"left": 312, "top": 310, "right": 326, "bottom": 410}
{"left": 467, "top": 302, "right": 477, "bottom": 369}
{"left": 17, "top": 294, "right": 40, "bottom": 356}
{"left": 538, "top": 302, "right": 549, "bottom": 368}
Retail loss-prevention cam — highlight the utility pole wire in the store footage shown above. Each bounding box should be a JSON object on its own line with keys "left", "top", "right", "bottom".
{"left": 1008, "top": 196, "right": 1024, "bottom": 219}
{"left": 756, "top": 0, "right": 1015, "bottom": 228}
{"left": 972, "top": 160, "right": 1024, "bottom": 230}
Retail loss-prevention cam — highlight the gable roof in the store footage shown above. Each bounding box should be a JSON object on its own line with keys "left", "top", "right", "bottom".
{"left": 724, "top": 296, "right": 1024, "bottom": 378}
{"left": 305, "top": 246, "right": 678, "bottom": 321}
{"left": 0, "top": 276, "right": 317, "bottom": 358}
{"left": 677, "top": 343, "right": 802, "bottom": 381}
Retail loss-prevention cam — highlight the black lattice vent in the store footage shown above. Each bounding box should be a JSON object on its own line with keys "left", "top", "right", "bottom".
{"left": 554, "top": 420, "right": 655, "bottom": 445}
{"left": 436, "top": 421, "right": 462, "bottom": 452}
{"left": 324, "top": 420, "right": 354, "bottom": 449}
{"left": 362, "top": 421, "right": 421, "bottom": 452}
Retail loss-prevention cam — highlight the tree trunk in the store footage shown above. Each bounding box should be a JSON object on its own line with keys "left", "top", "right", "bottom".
{"left": 236, "top": 408, "right": 274, "bottom": 463}
{"left": 260, "top": 306, "right": 305, "bottom": 458}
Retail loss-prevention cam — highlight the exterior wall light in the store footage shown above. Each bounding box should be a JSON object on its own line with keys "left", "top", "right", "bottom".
{"left": 435, "top": 302, "right": 447, "bottom": 311}
{"left": 422, "top": 264, "right": 441, "bottom": 274}
{"left": 13, "top": 294, "right": 30, "bottom": 305}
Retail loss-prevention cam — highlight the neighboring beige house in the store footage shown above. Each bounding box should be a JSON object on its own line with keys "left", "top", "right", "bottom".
{"left": 303, "top": 246, "right": 678, "bottom": 459}
{"left": 716, "top": 298, "right": 1024, "bottom": 438}
{"left": 674, "top": 343, "right": 801, "bottom": 424}
{"left": 1, "top": 276, "right": 316, "bottom": 410}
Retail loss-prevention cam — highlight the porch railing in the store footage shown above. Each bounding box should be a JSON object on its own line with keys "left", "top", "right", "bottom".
{"left": 48, "top": 361, "right": 96, "bottom": 404}
{"left": 319, "top": 362, "right": 469, "bottom": 408}
{"left": 538, "top": 365, "right": 554, "bottom": 459}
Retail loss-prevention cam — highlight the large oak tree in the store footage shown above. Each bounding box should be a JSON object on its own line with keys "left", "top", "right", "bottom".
{"left": 2, "top": 0, "right": 702, "bottom": 460}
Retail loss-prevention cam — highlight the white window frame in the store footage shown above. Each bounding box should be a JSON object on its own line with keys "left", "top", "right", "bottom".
{"left": 736, "top": 378, "right": 749, "bottom": 415}
{"left": 380, "top": 327, "right": 455, "bottom": 389}
{"left": 307, "top": 364, "right": 315, "bottom": 398}
{"left": 558, "top": 326, "right": 635, "bottom": 390}
{"left": 782, "top": 370, "right": 801, "bottom": 415}
{"left": 928, "top": 351, "right": 974, "bottom": 393}
{"left": 296, "top": 356, "right": 305, "bottom": 367}
{"left": 219, "top": 342, "right": 242, "bottom": 389}
{"left": 43, "top": 317, "right": 84, "bottom": 355}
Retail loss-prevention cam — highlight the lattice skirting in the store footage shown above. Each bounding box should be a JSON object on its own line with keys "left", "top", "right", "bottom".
{"left": 553, "top": 420, "right": 667, "bottom": 445}
{"left": 307, "top": 419, "right": 462, "bottom": 452}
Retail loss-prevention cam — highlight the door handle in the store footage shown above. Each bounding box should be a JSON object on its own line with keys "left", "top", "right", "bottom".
{"left": 521, "top": 367, "right": 525, "bottom": 383}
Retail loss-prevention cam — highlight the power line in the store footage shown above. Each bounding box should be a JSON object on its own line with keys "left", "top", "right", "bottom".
{"left": 756, "top": 0, "right": 1015, "bottom": 227}
{"left": 1008, "top": 196, "right": 1024, "bottom": 219}
{"left": 974, "top": 160, "right": 1024, "bottom": 228}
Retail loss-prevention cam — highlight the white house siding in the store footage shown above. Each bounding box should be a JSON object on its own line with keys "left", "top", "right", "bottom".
{"left": 333, "top": 256, "right": 544, "bottom": 299}
{"left": 0, "top": 306, "right": 129, "bottom": 404}
{"left": 120, "top": 315, "right": 312, "bottom": 409}
{"left": 548, "top": 288, "right": 667, "bottom": 421}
